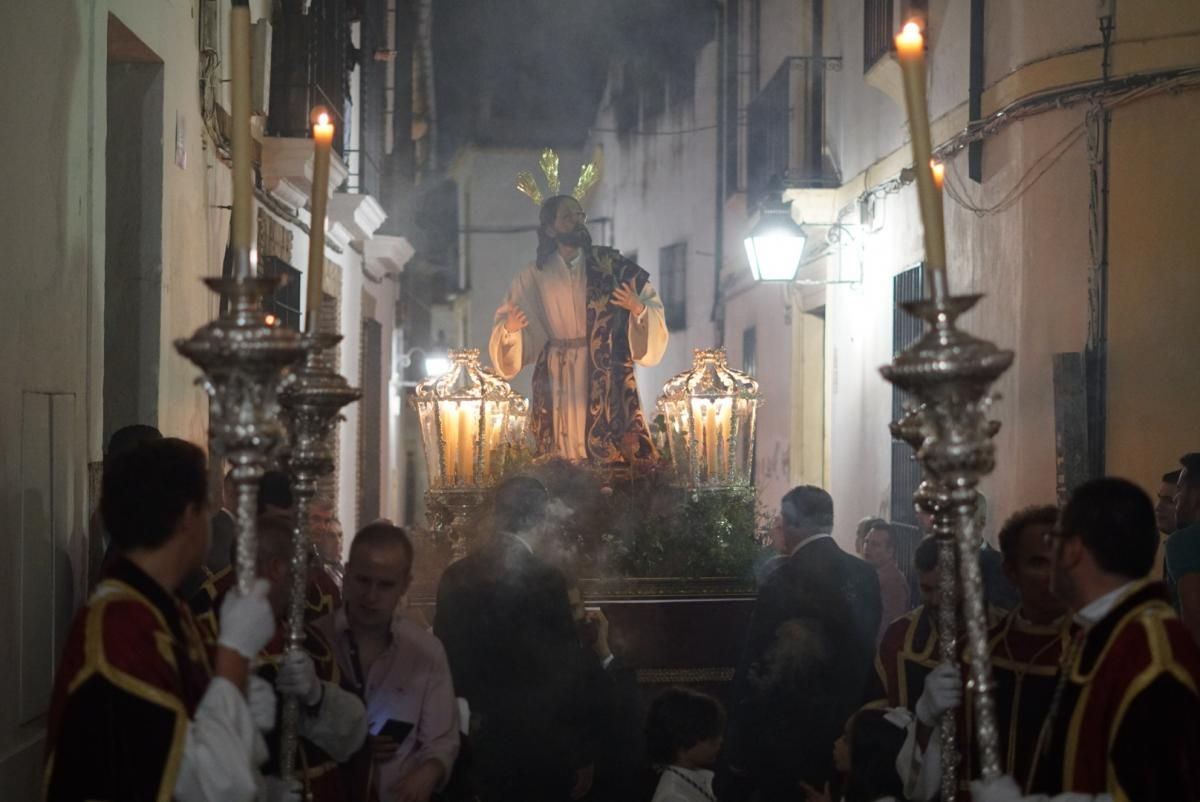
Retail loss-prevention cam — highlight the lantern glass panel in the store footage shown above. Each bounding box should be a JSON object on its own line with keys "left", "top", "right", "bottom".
{"left": 412, "top": 348, "right": 527, "bottom": 492}
{"left": 656, "top": 348, "right": 761, "bottom": 490}
{"left": 416, "top": 398, "right": 443, "bottom": 487}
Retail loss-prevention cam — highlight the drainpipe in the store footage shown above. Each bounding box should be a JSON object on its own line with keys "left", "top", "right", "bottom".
{"left": 712, "top": 0, "right": 726, "bottom": 339}
{"left": 1086, "top": 3, "right": 1114, "bottom": 478}
{"left": 416, "top": 0, "right": 437, "bottom": 173}
{"left": 384, "top": 0, "right": 396, "bottom": 155}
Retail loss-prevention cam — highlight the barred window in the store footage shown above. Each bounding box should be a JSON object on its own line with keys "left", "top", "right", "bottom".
{"left": 658, "top": 242, "right": 687, "bottom": 331}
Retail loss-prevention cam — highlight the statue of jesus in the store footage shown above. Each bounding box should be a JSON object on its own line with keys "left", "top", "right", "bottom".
{"left": 489, "top": 194, "right": 669, "bottom": 462}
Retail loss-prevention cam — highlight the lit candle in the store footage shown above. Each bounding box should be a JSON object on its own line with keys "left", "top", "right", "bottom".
{"left": 441, "top": 406, "right": 458, "bottom": 485}
{"left": 930, "top": 159, "right": 945, "bottom": 191}
{"left": 229, "top": 0, "right": 254, "bottom": 273}
{"left": 305, "top": 111, "right": 335, "bottom": 332}
{"left": 484, "top": 411, "right": 501, "bottom": 478}
{"left": 704, "top": 403, "right": 718, "bottom": 480}
{"left": 718, "top": 401, "right": 732, "bottom": 477}
{"left": 894, "top": 21, "right": 948, "bottom": 300}
{"left": 458, "top": 407, "right": 472, "bottom": 483}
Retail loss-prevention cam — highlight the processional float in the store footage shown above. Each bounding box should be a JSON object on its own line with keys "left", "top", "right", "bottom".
{"left": 176, "top": 0, "right": 361, "bottom": 784}
{"left": 882, "top": 22, "right": 1012, "bottom": 797}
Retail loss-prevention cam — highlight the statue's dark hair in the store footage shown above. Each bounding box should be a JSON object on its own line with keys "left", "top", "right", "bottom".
{"left": 536, "top": 195, "right": 588, "bottom": 268}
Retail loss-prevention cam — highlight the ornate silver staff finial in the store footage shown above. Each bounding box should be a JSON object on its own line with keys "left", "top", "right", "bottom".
{"left": 175, "top": 273, "right": 309, "bottom": 596}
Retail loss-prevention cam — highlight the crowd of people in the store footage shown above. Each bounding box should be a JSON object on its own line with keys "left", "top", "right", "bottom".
{"left": 40, "top": 424, "right": 1200, "bottom": 801}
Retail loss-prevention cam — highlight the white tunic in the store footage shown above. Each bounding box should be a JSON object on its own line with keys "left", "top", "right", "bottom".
{"left": 489, "top": 250, "right": 668, "bottom": 460}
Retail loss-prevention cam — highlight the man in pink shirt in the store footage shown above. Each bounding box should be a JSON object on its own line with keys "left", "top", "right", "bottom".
{"left": 314, "top": 523, "right": 459, "bottom": 802}
{"left": 863, "top": 520, "right": 911, "bottom": 639}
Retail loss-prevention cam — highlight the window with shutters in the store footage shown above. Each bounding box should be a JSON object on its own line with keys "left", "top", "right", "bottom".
{"left": 659, "top": 242, "right": 687, "bottom": 331}
{"left": 260, "top": 256, "right": 303, "bottom": 332}
{"left": 742, "top": 326, "right": 757, "bottom": 376}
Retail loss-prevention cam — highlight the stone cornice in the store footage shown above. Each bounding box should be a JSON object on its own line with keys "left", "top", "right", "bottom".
{"left": 260, "top": 136, "right": 349, "bottom": 209}
{"left": 364, "top": 235, "right": 416, "bottom": 277}
{"left": 329, "top": 193, "right": 387, "bottom": 243}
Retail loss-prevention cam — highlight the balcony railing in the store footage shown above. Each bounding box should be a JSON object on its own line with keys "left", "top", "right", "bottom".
{"left": 267, "top": 0, "right": 352, "bottom": 156}
{"left": 344, "top": 147, "right": 382, "bottom": 198}
{"left": 745, "top": 56, "right": 841, "bottom": 205}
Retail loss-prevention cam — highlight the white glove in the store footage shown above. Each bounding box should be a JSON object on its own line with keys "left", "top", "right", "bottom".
{"left": 247, "top": 675, "right": 277, "bottom": 732}
{"left": 915, "top": 661, "right": 962, "bottom": 726}
{"left": 276, "top": 651, "right": 322, "bottom": 707}
{"left": 261, "top": 776, "right": 303, "bottom": 802}
{"left": 970, "top": 776, "right": 1113, "bottom": 802}
{"left": 971, "top": 775, "right": 1025, "bottom": 802}
{"left": 217, "top": 578, "right": 276, "bottom": 659}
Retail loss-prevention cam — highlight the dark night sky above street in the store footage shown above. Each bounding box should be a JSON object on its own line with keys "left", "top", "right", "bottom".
{"left": 435, "top": 0, "right": 714, "bottom": 154}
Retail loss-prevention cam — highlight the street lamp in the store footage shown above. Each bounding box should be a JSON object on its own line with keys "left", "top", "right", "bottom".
{"left": 397, "top": 346, "right": 451, "bottom": 383}
{"left": 423, "top": 354, "right": 451, "bottom": 377}
{"left": 743, "top": 198, "right": 807, "bottom": 282}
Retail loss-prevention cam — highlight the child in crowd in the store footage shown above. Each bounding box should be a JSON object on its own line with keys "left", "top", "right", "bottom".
{"left": 646, "top": 687, "right": 725, "bottom": 802}
{"left": 802, "top": 708, "right": 910, "bottom": 802}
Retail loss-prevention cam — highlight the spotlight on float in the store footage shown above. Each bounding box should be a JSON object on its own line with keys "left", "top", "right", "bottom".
{"left": 744, "top": 196, "right": 806, "bottom": 283}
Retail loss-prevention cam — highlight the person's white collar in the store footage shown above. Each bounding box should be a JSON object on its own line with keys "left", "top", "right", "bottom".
{"left": 1075, "top": 581, "right": 1137, "bottom": 626}
{"left": 789, "top": 532, "right": 832, "bottom": 556}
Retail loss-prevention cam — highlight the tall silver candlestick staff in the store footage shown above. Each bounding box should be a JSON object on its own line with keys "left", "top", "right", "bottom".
{"left": 277, "top": 333, "right": 360, "bottom": 780}
{"left": 891, "top": 407, "right": 960, "bottom": 799}
{"left": 275, "top": 109, "right": 361, "bottom": 781}
{"left": 888, "top": 17, "right": 1012, "bottom": 783}
{"left": 177, "top": 0, "right": 308, "bottom": 596}
{"left": 881, "top": 297, "right": 1011, "bottom": 781}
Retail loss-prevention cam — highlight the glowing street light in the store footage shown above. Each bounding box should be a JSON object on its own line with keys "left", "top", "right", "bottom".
{"left": 743, "top": 199, "right": 807, "bottom": 283}
{"left": 423, "top": 355, "right": 452, "bottom": 377}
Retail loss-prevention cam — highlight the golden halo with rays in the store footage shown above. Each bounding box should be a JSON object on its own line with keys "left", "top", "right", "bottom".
{"left": 515, "top": 147, "right": 602, "bottom": 206}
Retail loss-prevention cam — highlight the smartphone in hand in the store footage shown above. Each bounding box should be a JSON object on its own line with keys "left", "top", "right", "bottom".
{"left": 377, "top": 719, "right": 414, "bottom": 743}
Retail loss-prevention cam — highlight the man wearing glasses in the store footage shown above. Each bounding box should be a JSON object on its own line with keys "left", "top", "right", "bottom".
{"left": 972, "top": 478, "right": 1200, "bottom": 801}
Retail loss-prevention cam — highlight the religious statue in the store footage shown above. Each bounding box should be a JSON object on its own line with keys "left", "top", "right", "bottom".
{"left": 489, "top": 150, "right": 669, "bottom": 462}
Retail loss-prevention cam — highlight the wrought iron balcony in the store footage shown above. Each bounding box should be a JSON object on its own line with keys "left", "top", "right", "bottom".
{"left": 745, "top": 56, "right": 842, "bottom": 206}
{"left": 267, "top": 0, "right": 353, "bottom": 157}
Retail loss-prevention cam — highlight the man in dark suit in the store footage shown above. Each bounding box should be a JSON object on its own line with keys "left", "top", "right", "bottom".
{"left": 434, "top": 476, "right": 594, "bottom": 802}
{"left": 724, "top": 485, "right": 882, "bottom": 800}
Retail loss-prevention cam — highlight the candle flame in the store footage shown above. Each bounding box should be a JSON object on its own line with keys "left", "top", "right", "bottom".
{"left": 264, "top": 313, "right": 278, "bottom": 327}
{"left": 930, "top": 159, "right": 945, "bottom": 189}
{"left": 317, "top": 112, "right": 330, "bottom": 127}
{"left": 895, "top": 20, "right": 925, "bottom": 54}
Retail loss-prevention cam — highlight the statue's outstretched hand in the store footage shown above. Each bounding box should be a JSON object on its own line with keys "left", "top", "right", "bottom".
{"left": 502, "top": 303, "right": 529, "bottom": 333}
{"left": 611, "top": 281, "right": 645, "bottom": 316}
